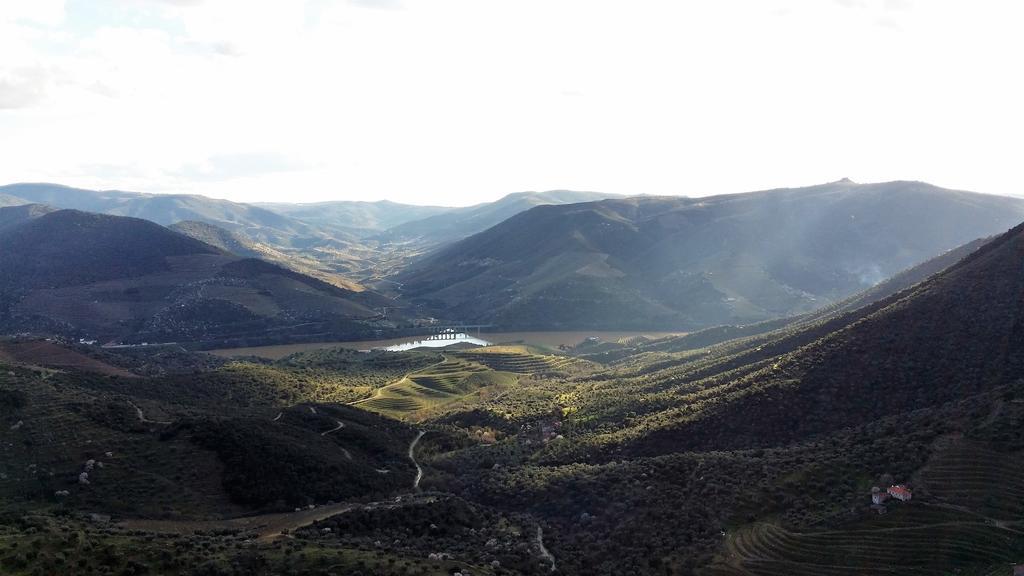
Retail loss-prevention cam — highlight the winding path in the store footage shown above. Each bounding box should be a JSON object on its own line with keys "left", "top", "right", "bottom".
{"left": 409, "top": 430, "right": 425, "bottom": 491}
{"left": 127, "top": 400, "right": 171, "bottom": 425}
{"left": 348, "top": 357, "right": 449, "bottom": 406}
{"left": 536, "top": 525, "right": 556, "bottom": 572}
{"left": 120, "top": 494, "right": 439, "bottom": 541}
{"left": 320, "top": 419, "right": 345, "bottom": 436}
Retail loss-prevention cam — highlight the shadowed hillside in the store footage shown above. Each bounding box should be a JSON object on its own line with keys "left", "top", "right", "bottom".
{"left": 0, "top": 209, "right": 395, "bottom": 347}
{"left": 0, "top": 183, "right": 322, "bottom": 245}
{"left": 628, "top": 218, "right": 1024, "bottom": 454}
{"left": 0, "top": 183, "right": 382, "bottom": 281}
{"left": 380, "top": 190, "right": 621, "bottom": 245}
{"left": 257, "top": 199, "right": 452, "bottom": 236}
{"left": 399, "top": 180, "right": 1024, "bottom": 330}
{"left": 0, "top": 209, "right": 221, "bottom": 289}
{"left": 409, "top": 217, "right": 1024, "bottom": 575}
{"left": 170, "top": 220, "right": 365, "bottom": 291}
{"left": 0, "top": 203, "right": 56, "bottom": 233}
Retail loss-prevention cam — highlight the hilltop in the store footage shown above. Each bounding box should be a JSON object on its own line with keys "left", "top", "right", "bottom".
{"left": 0, "top": 184, "right": 621, "bottom": 285}
{"left": 0, "top": 208, "right": 393, "bottom": 347}
{"left": 398, "top": 180, "right": 1024, "bottom": 330}
{"left": 3, "top": 183, "right": 1024, "bottom": 575}
{"left": 169, "top": 220, "right": 365, "bottom": 291}
{"left": 256, "top": 199, "right": 451, "bottom": 236}
{"left": 379, "top": 190, "right": 621, "bottom": 245}
{"left": 0, "top": 183, "right": 322, "bottom": 246}
{"left": 412, "top": 217, "right": 1024, "bottom": 574}
{"left": 0, "top": 203, "right": 56, "bottom": 233}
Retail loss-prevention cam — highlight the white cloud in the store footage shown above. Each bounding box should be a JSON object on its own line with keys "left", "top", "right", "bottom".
{"left": 0, "top": 0, "right": 1022, "bottom": 204}
{"left": 0, "top": 66, "right": 50, "bottom": 108}
{"left": 1, "top": 0, "right": 65, "bottom": 26}
{"left": 348, "top": 0, "right": 404, "bottom": 10}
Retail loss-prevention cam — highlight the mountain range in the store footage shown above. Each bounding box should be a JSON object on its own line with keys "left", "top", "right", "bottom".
{"left": 2, "top": 178, "right": 1024, "bottom": 574}
{"left": 0, "top": 206, "right": 392, "bottom": 347}
{"left": 398, "top": 179, "right": 1024, "bottom": 329}
{"left": 0, "top": 183, "right": 620, "bottom": 284}
{"left": 4, "top": 179, "right": 1024, "bottom": 337}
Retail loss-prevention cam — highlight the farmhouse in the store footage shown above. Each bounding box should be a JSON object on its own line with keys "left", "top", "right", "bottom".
{"left": 887, "top": 485, "right": 912, "bottom": 501}
{"left": 870, "top": 486, "right": 889, "bottom": 505}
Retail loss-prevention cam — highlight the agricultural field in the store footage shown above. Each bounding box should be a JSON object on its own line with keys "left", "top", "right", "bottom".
{"left": 917, "top": 439, "right": 1024, "bottom": 521}
{"left": 354, "top": 356, "right": 517, "bottom": 421}
{"left": 2, "top": 220, "right": 1024, "bottom": 575}
{"left": 712, "top": 505, "right": 1024, "bottom": 576}
{"left": 0, "top": 339, "right": 138, "bottom": 378}
{"left": 452, "top": 345, "right": 584, "bottom": 374}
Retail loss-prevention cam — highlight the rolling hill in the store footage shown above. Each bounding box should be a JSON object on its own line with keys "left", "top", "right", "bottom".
{"left": 169, "top": 220, "right": 365, "bottom": 291}
{"left": 398, "top": 180, "right": 1024, "bottom": 330}
{"left": 2, "top": 208, "right": 1023, "bottom": 575}
{"left": 626, "top": 216, "right": 1024, "bottom": 454}
{"left": 0, "top": 183, "right": 327, "bottom": 246}
{"left": 0, "top": 208, "right": 394, "bottom": 347}
{"left": 257, "top": 199, "right": 452, "bottom": 237}
{"left": 0, "top": 184, "right": 618, "bottom": 284}
{"left": 0, "top": 183, "right": 384, "bottom": 282}
{"left": 379, "top": 189, "right": 621, "bottom": 245}
{"left": 413, "top": 214, "right": 1024, "bottom": 575}
{"left": 0, "top": 202, "right": 55, "bottom": 233}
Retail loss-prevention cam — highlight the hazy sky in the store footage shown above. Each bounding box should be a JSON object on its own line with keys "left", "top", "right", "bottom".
{"left": 1, "top": 0, "right": 1022, "bottom": 206}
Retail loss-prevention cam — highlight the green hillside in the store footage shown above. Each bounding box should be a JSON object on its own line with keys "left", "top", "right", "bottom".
{"left": 0, "top": 209, "right": 395, "bottom": 347}
{"left": 3, "top": 188, "right": 1024, "bottom": 575}
{"left": 399, "top": 180, "right": 1024, "bottom": 330}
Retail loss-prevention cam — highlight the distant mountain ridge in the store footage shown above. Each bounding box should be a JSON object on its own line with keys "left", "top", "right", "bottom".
{"left": 378, "top": 190, "right": 622, "bottom": 245}
{"left": 0, "top": 182, "right": 340, "bottom": 248}
{"left": 169, "top": 220, "right": 364, "bottom": 291}
{"left": 0, "top": 203, "right": 56, "bottom": 233}
{"left": 0, "top": 183, "right": 621, "bottom": 282}
{"left": 398, "top": 180, "right": 1024, "bottom": 330}
{"left": 256, "top": 199, "right": 451, "bottom": 236}
{"left": 0, "top": 209, "right": 222, "bottom": 290}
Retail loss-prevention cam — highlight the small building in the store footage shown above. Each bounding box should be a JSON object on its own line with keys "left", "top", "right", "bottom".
{"left": 871, "top": 486, "right": 889, "bottom": 505}
{"left": 887, "top": 485, "right": 912, "bottom": 502}
{"left": 1013, "top": 565, "right": 1024, "bottom": 576}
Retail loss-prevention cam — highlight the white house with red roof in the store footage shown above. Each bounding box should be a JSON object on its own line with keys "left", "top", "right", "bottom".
{"left": 887, "top": 484, "right": 912, "bottom": 501}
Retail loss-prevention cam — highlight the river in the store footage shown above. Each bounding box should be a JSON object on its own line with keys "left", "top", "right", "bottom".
{"left": 209, "top": 330, "right": 685, "bottom": 359}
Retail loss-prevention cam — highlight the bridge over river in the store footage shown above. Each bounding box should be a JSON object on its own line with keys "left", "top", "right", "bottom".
{"left": 421, "top": 325, "right": 495, "bottom": 340}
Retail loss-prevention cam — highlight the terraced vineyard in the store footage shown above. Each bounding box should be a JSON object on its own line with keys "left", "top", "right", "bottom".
{"left": 712, "top": 510, "right": 1024, "bottom": 576}
{"left": 918, "top": 440, "right": 1024, "bottom": 521}
{"left": 453, "top": 346, "right": 581, "bottom": 374}
{"left": 708, "top": 479, "right": 1024, "bottom": 573}
{"left": 706, "top": 439, "right": 1024, "bottom": 576}
{"left": 354, "top": 356, "right": 513, "bottom": 420}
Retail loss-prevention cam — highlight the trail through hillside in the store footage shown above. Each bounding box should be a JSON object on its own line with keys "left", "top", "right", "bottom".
{"left": 127, "top": 400, "right": 171, "bottom": 425}
{"left": 120, "top": 494, "right": 439, "bottom": 541}
{"left": 409, "top": 430, "right": 425, "bottom": 491}
{"left": 321, "top": 419, "right": 345, "bottom": 436}
{"left": 536, "top": 525, "right": 556, "bottom": 572}
{"left": 349, "top": 356, "right": 449, "bottom": 406}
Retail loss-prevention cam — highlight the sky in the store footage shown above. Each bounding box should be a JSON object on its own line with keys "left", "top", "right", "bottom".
{"left": 1, "top": 0, "right": 1022, "bottom": 206}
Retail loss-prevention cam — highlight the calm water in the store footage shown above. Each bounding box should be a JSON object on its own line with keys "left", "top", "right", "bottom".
{"left": 380, "top": 332, "right": 491, "bottom": 351}
{"left": 210, "top": 330, "right": 685, "bottom": 359}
